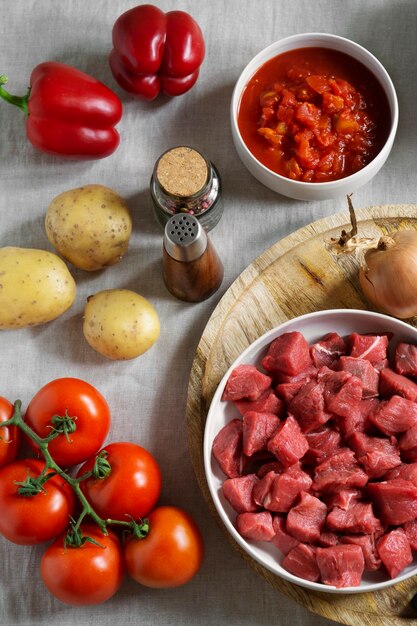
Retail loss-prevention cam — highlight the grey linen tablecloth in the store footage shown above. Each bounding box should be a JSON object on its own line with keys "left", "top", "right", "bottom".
{"left": 1, "top": 1, "right": 416, "bottom": 624}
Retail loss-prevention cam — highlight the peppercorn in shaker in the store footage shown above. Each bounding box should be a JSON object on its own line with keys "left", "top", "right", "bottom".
{"left": 151, "top": 146, "right": 223, "bottom": 232}
{"left": 162, "top": 214, "right": 223, "bottom": 302}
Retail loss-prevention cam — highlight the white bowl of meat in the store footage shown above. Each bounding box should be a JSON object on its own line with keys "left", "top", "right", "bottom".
{"left": 204, "top": 309, "right": 417, "bottom": 593}
{"left": 231, "top": 33, "right": 398, "bottom": 200}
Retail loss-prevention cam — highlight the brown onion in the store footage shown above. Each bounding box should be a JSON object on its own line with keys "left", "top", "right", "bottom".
{"left": 359, "top": 230, "right": 417, "bottom": 319}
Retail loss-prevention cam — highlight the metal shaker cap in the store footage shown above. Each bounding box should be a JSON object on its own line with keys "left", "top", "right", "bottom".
{"left": 163, "top": 214, "right": 207, "bottom": 262}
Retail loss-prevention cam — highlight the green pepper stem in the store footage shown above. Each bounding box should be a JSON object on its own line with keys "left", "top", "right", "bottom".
{"left": 0, "top": 76, "right": 30, "bottom": 115}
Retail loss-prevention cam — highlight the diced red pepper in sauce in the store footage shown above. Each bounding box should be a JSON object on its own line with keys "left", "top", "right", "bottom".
{"left": 237, "top": 48, "right": 391, "bottom": 183}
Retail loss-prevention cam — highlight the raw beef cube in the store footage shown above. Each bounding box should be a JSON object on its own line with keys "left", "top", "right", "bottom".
{"left": 318, "top": 364, "right": 349, "bottom": 384}
{"left": 336, "top": 398, "right": 377, "bottom": 439}
{"left": 349, "top": 333, "right": 389, "bottom": 366}
{"left": 335, "top": 411, "right": 359, "bottom": 441}
{"left": 267, "top": 414, "right": 309, "bottom": 467}
{"left": 325, "top": 488, "right": 363, "bottom": 511}
{"left": 222, "top": 365, "right": 272, "bottom": 401}
{"left": 242, "top": 411, "right": 280, "bottom": 457}
{"left": 236, "top": 511, "right": 275, "bottom": 542}
{"left": 403, "top": 519, "right": 417, "bottom": 550}
{"left": 368, "top": 479, "right": 417, "bottom": 525}
{"left": 375, "top": 359, "right": 390, "bottom": 372}
{"left": 337, "top": 397, "right": 380, "bottom": 439}
{"left": 318, "top": 532, "right": 339, "bottom": 547}
{"left": 312, "top": 448, "right": 368, "bottom": 494}
{"left": 252, "top": 470, "right": 277, "bottom": 507}
{"left": 339, "top": 356, "right": 379, "bottom": 398}
{"left": 261, "top": 331, "right": 313, "bottom": 376}
{"left": 319, "top": 367, "right": 363, "bottom": 418}
{"left": 212, "top": 418, "right": 243, "bottom": 478}
{"left": 359, "top": 397, "right": 381, "bottom": 420}
{"left": 376, "top": 529, "right": 413, "bottom": 579}
{"left": 399, "top": 424, "right": 417, "bottom": 462}
{"left": 255, "top": 466, "right": 313, "bottom": 513}
{"left": 395, "top": 343, "right": 417, "bottom": 377}
{"left": 348, "top": 432, "right": 401, "bottom": 479}
{"left": 304, "top": 426, "right": 342, "bottom": 465}
{"left": 401, "top": 448, "right": 417, "bottom": 463}
{"left": 289, "top": 380, "right": 332, "bottom": 433}
{"left": 235, "top": 388, "right": 284, "bottom": 417}
{"left": 256, "top": 461, "right": 283, "bottom": 478}
{"left": 316, "top": 544, "right": 365, "bottom": 588}
{"left": 385, "top": 462, "right": 417, "bottom": 485}
{"left": 310, "top": 332, "right": 347, "bottom": 369}
{"left": 223, "top": 474, "right": 260, "bottom": 513}
{"left": 239, "top": 448, "right": 277, "bottom": 477}
{"left": 272, "top": 515, "right": 300, "bottom": 555}
{"left": 282, "top": 543, "right": 320, "bottom": 582}
{"left": 326, "top": 500, "right": 382, "bottom": 535}
{"left": 275, "top": 381, "right": 305, "bottom": 404}
{"left": 267, "top": 466, "right": 314, "bottom": 514}
{"left": 369, "top": 395, "right": 417, "bottom": 436}
{"left": 340, "top": 535, "right": 381, "bottom": 571}
{"left": 286, "top": 491, "right": 327, "bottom": 543}
{"left": 379, "top": 368, "right": 417, "bottom": 401}
{"left": 274, "top": 365, "right": 318, "bottom": 384}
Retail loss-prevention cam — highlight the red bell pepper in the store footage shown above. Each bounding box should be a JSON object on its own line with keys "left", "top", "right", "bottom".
{"left": 109, "top": 4, "right": 205, "bottom": 101}
{"left": 0, "top": 62, "right": 122, "bottom": 159}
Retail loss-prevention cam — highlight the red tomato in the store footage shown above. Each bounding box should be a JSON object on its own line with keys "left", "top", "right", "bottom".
{"left": 24, "top": 378, "right": 111, "bottom": 467}
{"left": 0, "top": 397, "right": 21, "bottom": 467}
{"left": 77, "top": 441, "right": 161, "bottom": 521}
{"left": 0, "top": 458, "right": 75, "bottom": 544}
{"left": 40, "top": 523, "right": 124, "bottom": 606}
{"left": 124, "top": 506, "right": 204, "bottom": 588}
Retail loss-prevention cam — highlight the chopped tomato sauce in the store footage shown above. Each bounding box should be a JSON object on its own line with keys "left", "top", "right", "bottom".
{"left": 237, "top": 48, "right": 391, "bottom": 183}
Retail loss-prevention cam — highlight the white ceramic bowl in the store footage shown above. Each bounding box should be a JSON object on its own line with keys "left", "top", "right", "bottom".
{"left": 230, "top": 33, "right": 399, "bottom": 201}
{"left": 204, "top": 309, "right": 417, "bottom": 593}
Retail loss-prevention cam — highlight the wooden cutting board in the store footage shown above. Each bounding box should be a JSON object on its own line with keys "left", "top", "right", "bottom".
{"left": 186, "top": 204, "right": 417, "bottom": 626}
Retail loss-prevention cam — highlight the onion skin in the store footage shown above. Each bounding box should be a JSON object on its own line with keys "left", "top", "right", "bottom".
{"left": 359, "top": 230, "right": 417, "bottom": 319}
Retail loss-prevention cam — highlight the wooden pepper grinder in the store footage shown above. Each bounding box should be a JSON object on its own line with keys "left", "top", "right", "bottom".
{"left": 163, "top": 214, "right": 224, "bottom": 302}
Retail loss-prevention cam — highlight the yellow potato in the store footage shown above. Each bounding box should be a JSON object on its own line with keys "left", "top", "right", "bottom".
{"left": 0, "top": 247, "right": 76, "bottom": 329}
{"left": 45, "top": 184, "right": 132, "bottom": 271}
{"left": 83, "top": 289, "right": 160, "bottom": 360}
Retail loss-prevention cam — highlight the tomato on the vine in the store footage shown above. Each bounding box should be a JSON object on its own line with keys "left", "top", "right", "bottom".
{"left": 0, "top": 397, "right": 21, "bottom": 467}
{"left": 77, "top": 441, "right": 161, "bottom": 521}
{"left": 40, "top": 523, "right": 124, "bottom": 606}
{"left": 124, "top": 506, "right": 204, "bottom": 588}
{"left": 0, "top": 458, "right": 75, "bottom": 544}
{"left": 24, "top": 377, "right": 111, "bottom": 467}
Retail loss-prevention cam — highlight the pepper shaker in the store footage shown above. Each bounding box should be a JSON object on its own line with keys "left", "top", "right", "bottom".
{"left": 162, "top": 214, "right": 223, "bottom": 302}
{"left": 151, "top": 146, "right": 223, "bottom": 232}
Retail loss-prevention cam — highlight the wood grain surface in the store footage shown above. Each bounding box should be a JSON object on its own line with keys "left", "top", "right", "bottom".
{"left": 186, "top": 204, "right": 417, "bottom": 626}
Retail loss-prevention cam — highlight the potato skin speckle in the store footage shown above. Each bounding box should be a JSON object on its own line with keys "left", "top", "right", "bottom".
{"left": 83, "top": 289, "right": 160, "bottom": 360}
{"left": 45, "top": 184, "right": 132, "bottom": 271}
{"left": 0, "top": 247, "right": 76, "bottom": 329}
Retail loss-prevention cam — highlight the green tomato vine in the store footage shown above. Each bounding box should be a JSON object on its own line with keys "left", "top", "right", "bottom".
{"left": 1, "top": 400, "right": 149, "bottom": 542}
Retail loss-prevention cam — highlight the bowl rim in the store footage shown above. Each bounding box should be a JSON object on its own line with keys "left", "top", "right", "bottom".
{"left": 230, "top": 32, "right": 399, "bottom": 190}
{"left": 204, "top": 308, "right": 417, "bottom": 594}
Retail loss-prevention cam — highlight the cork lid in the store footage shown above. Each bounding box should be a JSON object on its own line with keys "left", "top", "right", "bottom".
{"left": 156, "top": 147, "right": 208, "bottom": 198}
